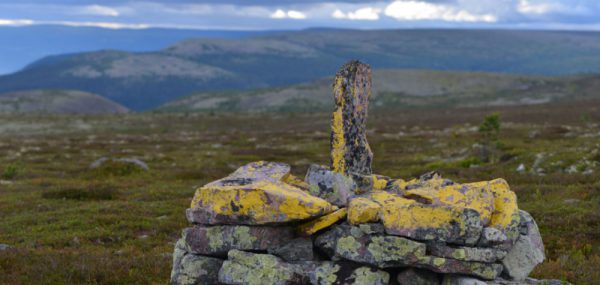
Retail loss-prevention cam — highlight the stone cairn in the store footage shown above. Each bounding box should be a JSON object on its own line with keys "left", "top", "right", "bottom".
{"left": 171, "top": 61, "right": 565, "bottom": 285}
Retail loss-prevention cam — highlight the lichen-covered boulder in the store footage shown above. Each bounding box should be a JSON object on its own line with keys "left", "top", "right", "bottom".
{"left": 428, "top": 243, "right": 507, "bottom": 263}
{"left": 396, "top": 268, "right": 440, "bottom": 285}
{"left": 188, "top": 161, "right": 336, "bottom": 225}
{"left": 218, "top": 250, "right": 306, "bottom": 285}
{"left": 405, "top": 180, "right": 495, "bottom": 226}
{"left": 307, "top": 263, "right": 390, "bottom": 285}
{"left": 171, "top": 239, "right": 223, "bottom": 285}
{"left": 297, "top": 208, "right": 348, "bottom": 236}
{"left": 314, "top": 223, "right": 426, "bottom": 268}
{"left": 477, "top": 227, "right": 508, "bottom": 247}
{"left": 348, "top": 197, "right": 380, "bottom": 225}
{"left": 381, "top": 201, "right": 482, "bottom": 245}
{"left": 501, "top": 211, "right": 545, "bottom": 280}
{"left": 487, "top": 179, "right": 520, "bottom": 246}
{"left": 183, "top": 225, "right": 294, "bottom": 256}
{"left": 305, "top": 164, "right": 357, "bottom": 206}
{"left": 330, "top": 60, "right": 373, "bottom": 176}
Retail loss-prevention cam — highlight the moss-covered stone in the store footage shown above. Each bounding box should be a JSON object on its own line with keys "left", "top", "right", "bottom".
{"left": 183, "top": 225, "right": 294, "bottom": 256}
{"left": 314, "top": 223, "right": 426, "bottom": 268}
{"left": 170, "top": 238, "right": 224, "bottom": 285}
{"left": 218, "top": 250, "right": 306, "bottom": 285}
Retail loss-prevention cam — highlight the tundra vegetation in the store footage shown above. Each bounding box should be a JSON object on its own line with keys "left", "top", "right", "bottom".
{"left": 0, "top": 99, "right": 599, "bottom": 284}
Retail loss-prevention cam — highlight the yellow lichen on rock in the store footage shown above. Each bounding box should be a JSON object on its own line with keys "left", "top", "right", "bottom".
{"left": 348, "top": 197, "right": 381, "bottom": 225}
{"left": 331, "top": 77, "right": 346, "bottom": 174}
{"left": 297, "top": 208, "right": 348, "bottom": 236}
{"left": 281, "top": 173, "right": 309, "bottom": 191}
{"left": 380, "top": 201, "right": 481, "bottom": 244}
{"left": 190, "top": 179, "right": 336, "bottom": 225}
{"left": 406, "top": 181, "right": 495, "bottom": 225}
{"left": 487, "top": 179, "right": 520, "bottom": 233}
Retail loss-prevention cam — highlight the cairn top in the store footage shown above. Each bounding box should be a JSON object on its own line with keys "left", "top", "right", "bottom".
{"left": 330, "top": 60, "right": 373, "bottom": 175}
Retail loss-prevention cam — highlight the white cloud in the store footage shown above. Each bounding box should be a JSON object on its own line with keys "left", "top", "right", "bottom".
{"left": 332, "top": 7, "right": 381, "bottom": 21}
{"left": 0, "top": 19, "right": 34, "bottom": 26}
{"left": 518, "top": 0, "right": 561, "bottom": 15}
{"left": 56, "top": 21, "right": 148, "bottom": 29}
{"left": 516, "top": 0, "right": 589, "bottom": 16}
{"left": 79, "top": 5, "right": 120, "bottom": 17}
{"left": 384, "top": 1, "right": 497, "bottom": 23}
{"left": 270, "top": 9, "right": 307, "bottom": 19}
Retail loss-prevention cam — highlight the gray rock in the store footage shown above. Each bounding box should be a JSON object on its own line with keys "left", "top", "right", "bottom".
{"left": 307, "top": 262, "right": 389, "bottom": 285}
{"left": 397, "top": 268, "right": 440, "bottom": 285}
{"left": 305, "top": 164, "right": 357, "bottom": 206}
{"left": 218, "top": 250, "right": 306, "bottom": 285}
{"left": 183, "top": 225, "right": 294, "bottom": 256}
{"left": 268, "top": 237, "right": 315, "bottom": 262}
{"left": 442, "top": 275, "right": 486, "bottom": 285}
{"left": 0, "top": 244, "right": 11, "bottom": 251}
{"left": 477, "top": 227, "right": 508, "bottom": 247}
{"left": 501, "top": 211, "right": 545, "bottom": 280}
{"left": 171, "top": 239, "right": 223, "bottom": 285}
{"left": 89, "top": 157, "right": 149, "bottom": 171}
{"left": 428, "top": 243, "right": 507, "bottom": 263}
{"left": 314, "top": 223, "right": 426, "bottom": 268}
{"left": 314, "top": 224, "right": 501, "bottom": 280}
{"left": 330, "top": 60, "right": 373, "bottom": 175}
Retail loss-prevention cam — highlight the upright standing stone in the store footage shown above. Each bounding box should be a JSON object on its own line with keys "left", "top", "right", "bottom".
{"left": 331, "top": 60, "right": 373, "bottom": 175}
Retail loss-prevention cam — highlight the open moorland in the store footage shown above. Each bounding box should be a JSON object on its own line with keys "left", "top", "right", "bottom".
{"left": 1, "top": 100, "right": 599, "bottom": 284}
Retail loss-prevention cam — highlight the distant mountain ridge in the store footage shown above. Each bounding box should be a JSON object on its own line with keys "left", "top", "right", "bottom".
{"left": 0, "top": 90, "right": 128, "bottom": 114}
{"left": 1, "top": 29, "right": 600, "bottom": 110}
{"left": 158, "top": 69, "right": 600, "bottom": 112}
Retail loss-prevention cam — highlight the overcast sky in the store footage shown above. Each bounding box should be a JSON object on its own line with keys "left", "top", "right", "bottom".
{"left": 1, "top": 0, "right": 599, "bottom": 31}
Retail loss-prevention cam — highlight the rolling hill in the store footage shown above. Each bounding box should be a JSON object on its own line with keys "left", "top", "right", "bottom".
{"left": 157, "top": 69, "right": 600, "bottom": 112}
{"left": 0, "top": 25, "right": 270, "bottom": 75}
{"left": 0, "top": 89, "right": 128, "bottom": 114}
{"left": 1, "top": 29, "right": 600, "bottom": 111}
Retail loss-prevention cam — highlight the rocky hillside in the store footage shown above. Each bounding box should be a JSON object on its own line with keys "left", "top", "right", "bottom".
{"left": 158, "top": 70, "right": 600, "bottom": 112}
{"left": 1, "top": 29, "right": 600, "bottom": 110}
{"left": 0, "top": 90, "right": 128, "bottom": 114}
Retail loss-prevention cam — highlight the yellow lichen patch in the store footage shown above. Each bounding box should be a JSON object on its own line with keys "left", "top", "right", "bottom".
{"left": 487, "top": 179, "right": 520, "bottom": 231}
{"left": 382, "top": 203, "right": 456, "bottom": 231}
{"left": 370, "top": 175, "right": 389, "bottom": 191}
{"left": 380, "top": 201, "right": 478, "bottom": 242}
{"left": 331, "top": 107, "right": 345, "bottom": 174}
{"left": 368, "top": 191, "right": 416, "bottom": 208}
{"left": 406, "top": 181, "right": 495, "bottom": 225}
{"left": 404, "top": 175, "right": 447, "bottom": 190}
{"left": 348, "top": 197, "right": 381, "bottom": 225}
{"left": 281, "top": 173, "right": 309, "bottom": 191}
{"left": 297, "top": 208, "right": 348, "bottom": 236}
{"left": 190, "top": 180, "right": 336, "bottom": 225}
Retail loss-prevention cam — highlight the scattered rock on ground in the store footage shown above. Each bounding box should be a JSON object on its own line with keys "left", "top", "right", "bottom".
{"left": 89, "top": 157, "right": 149, "bottom": 170}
